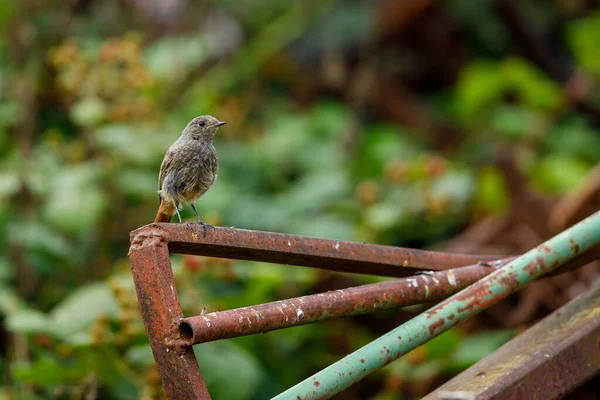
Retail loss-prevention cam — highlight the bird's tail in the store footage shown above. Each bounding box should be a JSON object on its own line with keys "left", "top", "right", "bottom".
{"left": 154, "top": 198, "right": 176, "bottom": 223}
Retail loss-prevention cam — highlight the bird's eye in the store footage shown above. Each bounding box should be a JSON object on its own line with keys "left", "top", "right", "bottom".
{"left": 198, "top": 120, "right": 206, "bottom": 127}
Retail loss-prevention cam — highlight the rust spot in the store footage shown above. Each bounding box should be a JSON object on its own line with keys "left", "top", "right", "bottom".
{"left": 569, "top": 239, "right": 580, "bottom": 255}
{"left": 447, "top": 313, "right": 455, "bottom": 320}
{"left": 537, "top": 257, "right": 549, "bottom": 274}
{"left": 360, "top": 359, "right": 365, "bottom": 364}
{"left": 523, "top": 257, "right": 550, "bottom": 278}
{"left": 429, "top": 318, "right": 445, "bottom": 335}
{"left": 397, "top": 335, "right": 402, "bottom": 340}
{"left": 457, "top": 282, "right": 499, "bottom": 313}
{"left": 540, "top": 245, "right": 551, "bottom": 254}
{"left": 499, "top": 272, "right": 520, "bottom": 290}
{"left": 314, "top": 381, "right": 320, "bottom": 387}
{"left": 459, "top": 285, "right": 509, "bottom": 313}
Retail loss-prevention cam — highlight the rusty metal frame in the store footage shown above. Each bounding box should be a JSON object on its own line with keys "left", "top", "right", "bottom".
{"left": 129, "top": 215, "right": 600, "bottom": 400}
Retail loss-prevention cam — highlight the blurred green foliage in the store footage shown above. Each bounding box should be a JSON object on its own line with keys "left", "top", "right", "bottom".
{"left": 0, "top": 1, "right": 599, "bottom": 399}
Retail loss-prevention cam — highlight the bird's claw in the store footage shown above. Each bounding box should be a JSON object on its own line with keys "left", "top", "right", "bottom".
{"left": 197, "top": 221, "right": 214, "bottom": 236}
{"left": 185, "top": 222, "right": 196, "bottom": 233}
{"left": 478, "top": 261, "right": 494, "bottom": 268}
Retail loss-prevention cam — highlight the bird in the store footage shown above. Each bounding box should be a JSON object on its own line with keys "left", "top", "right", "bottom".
{"left": 154, "top": 115, "right": 226, "bottom": 225}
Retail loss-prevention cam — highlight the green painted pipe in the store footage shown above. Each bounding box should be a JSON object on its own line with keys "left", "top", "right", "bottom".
{"left": 273, "top": 211, "right": 600, "bottom": 400}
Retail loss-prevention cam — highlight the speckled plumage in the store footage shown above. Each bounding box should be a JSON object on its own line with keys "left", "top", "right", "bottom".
{"left": 154, "top": 115, "right": 225, "bottom": 223}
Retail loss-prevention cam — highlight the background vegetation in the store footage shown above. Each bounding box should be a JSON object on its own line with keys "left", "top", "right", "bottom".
{"left": 1, "top": 1, "right": 600, "bottom": 399}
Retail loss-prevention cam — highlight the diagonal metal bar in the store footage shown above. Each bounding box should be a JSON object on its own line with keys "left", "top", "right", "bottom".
{"left": 272, "top": 211, "right": 600, "bottom": 400}
{"left": 423, "top": 278, "right": 600, "bottom": 400}
{"left": 149, "top": 223, "right": 499, "bottom": 277}
{"left": 128, "top": 226, "right": 211, "bottom": 400}
{"left": 177, "top": 261, "right": 510, "bottom": 346}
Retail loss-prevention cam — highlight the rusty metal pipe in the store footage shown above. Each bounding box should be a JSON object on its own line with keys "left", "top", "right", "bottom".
{"left": 179, "top": 260, "right": 511, "bottom": 345}
{"left": 146, "top": 223, "right": 500, "bottom": 277}
{"left": 128, "top": 227, "right": 211, "bottom": 399}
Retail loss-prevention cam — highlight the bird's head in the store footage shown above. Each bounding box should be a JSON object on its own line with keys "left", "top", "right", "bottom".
{"left": 182, "top": 115, "right": 226, "bottom": 141}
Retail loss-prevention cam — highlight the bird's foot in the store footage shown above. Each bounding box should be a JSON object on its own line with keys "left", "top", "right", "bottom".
{"left": 185, "top": 222, "right": 196, "bottom": 233}
{"left": 478, "top": 261, "right": 494, "bottom": 268}
{"left": 197, "top": 220, "right": 214, "bottom": 236}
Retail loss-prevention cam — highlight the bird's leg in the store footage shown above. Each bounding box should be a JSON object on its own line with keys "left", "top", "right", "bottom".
{"left": 174, "top": 203, "right": 183, "bottom": 224}
{"left": 190, "top": 203, "right": 203, "bottom": 224}
{"left": 190, "top": 203, "right": 213, "bottom": 236}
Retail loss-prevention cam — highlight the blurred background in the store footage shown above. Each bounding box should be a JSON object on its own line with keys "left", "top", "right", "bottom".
{"left": 1, "top": 0, "right": 600, "bottom": 399}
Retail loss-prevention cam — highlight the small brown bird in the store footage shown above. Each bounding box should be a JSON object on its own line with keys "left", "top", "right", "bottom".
{"left": 154, "top": 115, "right": 226, "bottom": 224}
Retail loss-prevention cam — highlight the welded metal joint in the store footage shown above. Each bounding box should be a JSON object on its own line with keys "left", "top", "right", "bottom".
{"left": 128, "top": 225, "right": 168, "bottom": 253}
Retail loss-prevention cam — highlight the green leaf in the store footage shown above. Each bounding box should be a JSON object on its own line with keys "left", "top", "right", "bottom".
{"left": 0, "top": 287, "right": 25, "bottom": 315}
{"left": 95, "top": 124, "right": 168, "bottom": 166}
{"left": 42, "top": 164, "right": 107, "bottom": 233}
{"left": 6, "top": 309, "right": 51, "bottom": 334}
{"left": 357, "top": 125, "right": 420, "bottom": 179}
{"left": 49, "top": 282, "right": 120, "bottom": 340}
{"left": 447, "top": 330, "right": 514, "bottom": 373}
{"left": 70, "top": 97, "right": 108, "bottom": 127}
{"left": 455, "top": 61, "right": 505, "bottom": 120}
{"left": 196, "top": 341, "right": 265, "bottom": 400}
{"left": 0, "top": 0, "right": 15, "bottom": 28}
{"left": 365, "top": 203, "right": 404, "bottom": 230}
{"left": 117, "top": 169, "right": 158, "bottom": 197}
{"left": 474, "top": 166, "right": 509, "bottom": 215}
{"left": 277, "top": 170, "right": 350, "bottom": 214}
{"left": 145, "top": 35, "right": 209, "bottom": 80}
{"left": 125, "top": 344, "right": 154, "bottom": 368}
{"left": 503, "top": 57, "right": 563, "bottom": 111}
{"left": 7, "top": 221, "right": 74, "bottom": 260}
{"left": 532, "top": 154, "right": 592, "bottom": 194}
{"left": 0, "top": 101, "right": 23, "bottom": 127}
{"left": 544, "top": 116, "right": 600, "bottom": 163}
{"left": 406, "top": 360, "right": 442, "bottom": 382}
{"left": 13, "top": 357, "right": 87, "bottom": 387}
{"left": 567, "top": 12, "right": 600, "bottom": 76}
{"left": 0, "top": 257, "right": 12, "bottom": 283}
{"left": 308, "top": 101, "right": 351, "bottom": 139}
{"left": 422, "top": 328, "right": 463, "bottom": 360}
{"left": 490, "top": 105, "right": 536, "bottom": 140}
{"left": 430, "top": 170, "right": 475, "bottom": 211}
{"left": 0, "top": 171, "right": 20, "bottom": 199}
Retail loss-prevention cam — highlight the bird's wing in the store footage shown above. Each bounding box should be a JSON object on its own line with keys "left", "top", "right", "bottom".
{"left": 158, "top": 149, "right": 174, "bottom": 191}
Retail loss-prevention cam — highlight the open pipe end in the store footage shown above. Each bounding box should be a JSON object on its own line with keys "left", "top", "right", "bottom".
{"left": 178, "top": 320, "right": 195, "bottom": 345}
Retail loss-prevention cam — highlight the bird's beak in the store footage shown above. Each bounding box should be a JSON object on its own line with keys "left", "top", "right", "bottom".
{"left": 213, "top": 121, "right": 227, "bottom": 127}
